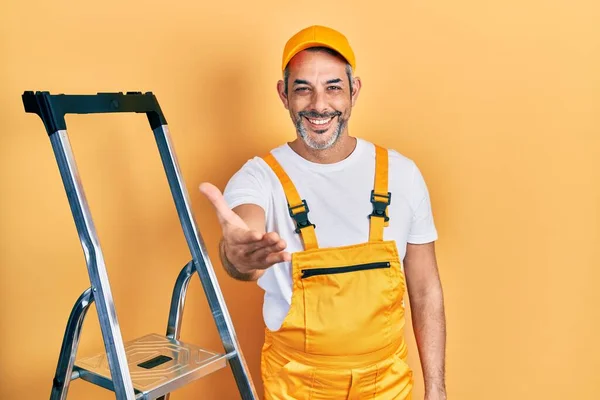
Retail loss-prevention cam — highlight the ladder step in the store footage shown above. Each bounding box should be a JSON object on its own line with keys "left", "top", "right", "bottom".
{"left": 74, "top": 333, "right": 228, "bottom": 399}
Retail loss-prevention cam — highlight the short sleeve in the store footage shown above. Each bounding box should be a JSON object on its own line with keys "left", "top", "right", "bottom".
{"left": 407, "top": 162, "right": 438, "bottom": 244}
{"left": 222, "top": 157, "right": 271, "bottom": 214}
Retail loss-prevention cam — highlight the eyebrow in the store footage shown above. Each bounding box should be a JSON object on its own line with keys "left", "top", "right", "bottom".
{"left": 293, "top": 78, "right": 344, "bottom": 86}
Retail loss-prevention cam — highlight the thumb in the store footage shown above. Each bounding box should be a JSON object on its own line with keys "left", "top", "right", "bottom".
{"left": 199, "top": 182, "right": 241, "bottom": 228}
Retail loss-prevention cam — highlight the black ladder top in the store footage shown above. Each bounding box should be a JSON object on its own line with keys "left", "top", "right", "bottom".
{"left": 22, "top": 91, "right": 168, "bottom": 135}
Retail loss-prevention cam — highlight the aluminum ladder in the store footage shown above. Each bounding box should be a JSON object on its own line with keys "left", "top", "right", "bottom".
{"left": 21, "top": 91, "right": 259, "bottom": 400}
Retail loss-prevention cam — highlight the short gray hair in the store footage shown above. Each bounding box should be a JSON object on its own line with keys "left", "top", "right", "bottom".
{"left": 283, "top": 46, "right": 354, "bottom": 94}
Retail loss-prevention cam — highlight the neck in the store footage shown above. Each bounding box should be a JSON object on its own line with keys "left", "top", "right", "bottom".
{"left": 288, "top": 133, "right": 357, "bottom": 164}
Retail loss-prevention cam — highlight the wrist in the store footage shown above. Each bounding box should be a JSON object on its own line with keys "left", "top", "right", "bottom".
{"left": 219, "top": 239, "right": 257, "bottom": 281}
{"left": 425, "top": 383, "right": 446, "bottom": 399}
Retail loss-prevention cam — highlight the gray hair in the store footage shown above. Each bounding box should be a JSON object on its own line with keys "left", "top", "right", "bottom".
{"left": 283, "top": 46, "right": 354, "bottom": 95}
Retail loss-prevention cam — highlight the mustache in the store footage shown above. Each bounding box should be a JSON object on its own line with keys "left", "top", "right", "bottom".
{"left": 298, "top": 110, "right": 342, "bottom": 119}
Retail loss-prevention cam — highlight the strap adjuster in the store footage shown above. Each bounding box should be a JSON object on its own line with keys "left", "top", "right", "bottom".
{"left": 288, "top": 200, "right": 316, "bottom": 234}
{"left": 369, "top": 190, "right": 392, "bottom": 222}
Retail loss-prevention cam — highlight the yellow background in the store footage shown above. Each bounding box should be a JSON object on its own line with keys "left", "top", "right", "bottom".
{"left": 1, "top": 0, "right": 599, "bottom": 399}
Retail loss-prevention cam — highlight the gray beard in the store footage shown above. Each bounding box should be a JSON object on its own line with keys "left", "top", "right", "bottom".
{"left": 295, "top": 116, "right": 347, "bottom": 150}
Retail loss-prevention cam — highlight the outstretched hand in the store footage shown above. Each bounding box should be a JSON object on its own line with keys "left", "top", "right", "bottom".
{"left": 199, "top": 182, "right": 291, "bottom": 275}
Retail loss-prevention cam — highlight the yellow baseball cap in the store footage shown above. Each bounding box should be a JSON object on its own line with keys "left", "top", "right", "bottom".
{"left": 281, "top": 25, "right": 356, "bottom": 72}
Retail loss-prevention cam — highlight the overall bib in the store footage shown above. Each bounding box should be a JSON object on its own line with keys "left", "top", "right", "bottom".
{"left": 260, "top": 145, "right": 413, "bottom": 400}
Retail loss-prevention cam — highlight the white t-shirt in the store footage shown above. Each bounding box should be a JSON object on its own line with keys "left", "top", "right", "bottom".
{"left": 222, "top": 138, "right": 438, "bottom": 331}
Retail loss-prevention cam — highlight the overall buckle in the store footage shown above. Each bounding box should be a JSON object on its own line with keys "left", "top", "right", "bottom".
{"left": 288, "top": 200, "right": 316, "bottom": 234}
{"left": 369, "top": 190, "right": 392, "bottom": 222}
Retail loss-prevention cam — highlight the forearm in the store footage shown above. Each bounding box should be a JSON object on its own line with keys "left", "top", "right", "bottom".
{"left": 410, "top": 282, "right": 447, "bottom": 396}
{"left": 218, "top": 238, "right": 262, "bottom": 282}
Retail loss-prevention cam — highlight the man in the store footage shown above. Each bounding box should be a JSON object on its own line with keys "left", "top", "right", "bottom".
{"left": 200, "top": 25, "right": 446, "bottom": 400}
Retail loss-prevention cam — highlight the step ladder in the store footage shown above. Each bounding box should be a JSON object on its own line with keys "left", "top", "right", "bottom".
{"left": 22, "top": 91, "right": 259, "bottom": 400}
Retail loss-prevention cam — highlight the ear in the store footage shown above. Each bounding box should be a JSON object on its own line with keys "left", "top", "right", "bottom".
{"left": 277, "top": 80, "right": 289, "bottom": 110}
{"left": 350, "top": 76, "right": 362, "bottom": 107}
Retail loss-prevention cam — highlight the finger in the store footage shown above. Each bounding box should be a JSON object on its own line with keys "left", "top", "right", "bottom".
{"left": 263, "top": 251, "right": 292, "bottom": 266}
{"left": 244, "top": 232, "right": 283, "bottom": 253}
{"left": 263, "top": 231, "right": 282, "bottom": 245}
{"left": 247, "top": 239, "right": 287, "bottom": 261}
{"left": 199, "top": 182, "right": 239, "bottom": 227}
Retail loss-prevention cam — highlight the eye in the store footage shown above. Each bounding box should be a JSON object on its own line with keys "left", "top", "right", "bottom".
{"left": 328, "top": 86, "right": 342, "bottom": 91}
{"left": 295, "top": 87, "right": 310, "bottom": 92}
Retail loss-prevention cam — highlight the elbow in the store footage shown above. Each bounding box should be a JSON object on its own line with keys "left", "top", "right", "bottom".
{"left": 409, "top": 280, "right": 445, "bottom": 309}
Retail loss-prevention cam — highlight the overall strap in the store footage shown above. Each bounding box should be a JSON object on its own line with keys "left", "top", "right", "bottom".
{"left": 369, "top": 145, "right": 391, "bottom": 242}
{"left": 262, "top": 153, "right": 319, "bottom": 250}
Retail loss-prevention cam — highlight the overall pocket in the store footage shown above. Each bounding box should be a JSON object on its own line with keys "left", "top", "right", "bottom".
{"left": 301, "top": 261, "right": 391, "bottom": 279}
{"left": 301, "top": 258, "right": 398, "bottom": 355}
{"left": 262, "top": 344, "right": 315, "bottom": 400}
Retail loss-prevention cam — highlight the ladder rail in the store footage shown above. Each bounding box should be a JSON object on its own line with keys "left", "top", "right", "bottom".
{"left": 165, "top": 261, "right": 195, "bottom": 341}
{"left": 153, "top": 125, "right": 258, "bottom": 399}
{"left": 159, "top": 260, "right": 249, "bottom": 400}
{"left": 50, "top": 288, "right": 94, "bottom": 400}
{"left": 49, "top": 130, "right": 137, "bottom": 400}
{"left": 158, "top": 261, "right": 194, "bottom": 400}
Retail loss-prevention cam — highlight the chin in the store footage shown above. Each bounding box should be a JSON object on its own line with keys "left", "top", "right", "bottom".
{"left": 302, "top": 130, "right": 341, "bottom": 150}
{"left": 295, "top": 115, "right": 345, "bottom": 150}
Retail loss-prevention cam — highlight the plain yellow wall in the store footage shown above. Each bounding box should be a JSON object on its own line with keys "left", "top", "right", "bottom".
{"left": 1, "top": 1, "right": 599, "bottom": 399}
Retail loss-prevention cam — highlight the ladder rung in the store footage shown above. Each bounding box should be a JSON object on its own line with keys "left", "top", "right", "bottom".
{"left": 74, "top": 333, "right": 227, "bottom": 399}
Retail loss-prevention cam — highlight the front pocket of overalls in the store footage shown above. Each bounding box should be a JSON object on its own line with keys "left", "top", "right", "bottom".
{"left": 372, "top": 353, "right": 414, "bottom": 399}
{"left": 263, "top": 356, "right": 315, "bottom": 400}
{"left": 301, "top": 261, "right": 391, "bottom": 278}
{"left": 301, "top": 260, "right": 396, "bottom": 355}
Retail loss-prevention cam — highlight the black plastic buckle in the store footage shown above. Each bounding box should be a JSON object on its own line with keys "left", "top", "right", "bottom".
{"left": 288, "top": 200, "right": 316, "bottom": 234}
{"left": 369, "top": 190, "right": 392, "bottom": 222}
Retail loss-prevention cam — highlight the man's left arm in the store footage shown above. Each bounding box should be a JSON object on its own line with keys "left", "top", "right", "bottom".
{"left": 404, "top": 241, "right": 447, "bottom": 400}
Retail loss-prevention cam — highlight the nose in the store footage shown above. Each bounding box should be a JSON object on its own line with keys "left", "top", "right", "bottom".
{"left": 310, "top": 88, "right": 329, "bottom": 114}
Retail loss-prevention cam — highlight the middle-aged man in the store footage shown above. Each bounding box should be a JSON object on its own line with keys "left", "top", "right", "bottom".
{"left": 200, "top": 25, "right": 446, "bottom": 400}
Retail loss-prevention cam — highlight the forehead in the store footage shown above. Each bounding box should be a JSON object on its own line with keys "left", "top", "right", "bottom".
{"left": 286, "top": 49, "right": 348, "bottom": 79}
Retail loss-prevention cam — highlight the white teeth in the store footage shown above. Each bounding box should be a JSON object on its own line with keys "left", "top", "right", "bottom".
{"left": 308, "top": 118, "right": 332, "bottom": 125}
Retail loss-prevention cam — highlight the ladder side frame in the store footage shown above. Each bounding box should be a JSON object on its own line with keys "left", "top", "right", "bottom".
{"left": 50, "top": 288, "right": 94, "bottom": 400}
{"left": 153, "top": 125, "right": 258, "bottom": 399}
{"left": 49, "top": 130, "right": 138, "bottom": 400}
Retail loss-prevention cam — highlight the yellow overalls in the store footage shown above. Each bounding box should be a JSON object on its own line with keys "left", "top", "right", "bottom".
{"left": 260, "top": 144, "right": 413, "bottom": 400}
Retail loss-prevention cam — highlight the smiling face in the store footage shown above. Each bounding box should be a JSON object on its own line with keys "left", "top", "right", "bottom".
{"left": 277, "top": 48, "right": 361, "bottom": 150}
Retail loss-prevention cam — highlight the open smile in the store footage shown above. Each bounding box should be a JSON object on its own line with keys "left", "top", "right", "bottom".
{"left": 304, "top": 116, "right": 335, "bottom": 131}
